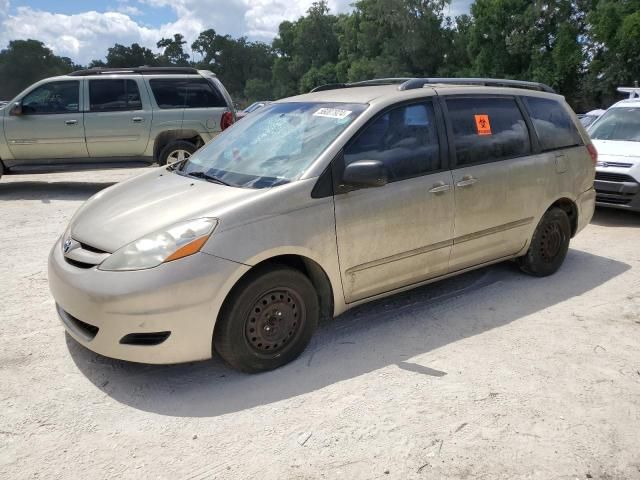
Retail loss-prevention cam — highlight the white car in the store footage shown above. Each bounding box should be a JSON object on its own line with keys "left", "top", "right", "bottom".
{"left": 590, "top": 90, "right": 640, "bottom": 212}
{"left": 579, "top": 109, "right": 605, "bottom": 128}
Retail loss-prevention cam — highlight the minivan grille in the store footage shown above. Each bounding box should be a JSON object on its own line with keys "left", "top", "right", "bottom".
{"left": 595, "top": 172, "right": 637, "bottom": 183}
{"left": 63, "top": 239, "right": 110, "bottom": 268}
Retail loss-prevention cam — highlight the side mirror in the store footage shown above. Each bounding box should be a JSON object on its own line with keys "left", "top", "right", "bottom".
{"left": 341, "top": 160, "right": 388, "bottom": 189}
{"left": 9, "top": 102, "right": 22, "bottom": 116}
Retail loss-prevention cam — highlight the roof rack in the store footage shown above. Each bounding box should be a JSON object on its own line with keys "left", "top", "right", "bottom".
{"left": 398, "top": 77, "right": 556, "bottom": 93}
{"left": 310, "top": 78, "right": 410, "bottom": 92}
{"left": 68, "top": 67, "right": 200, "bottom": 77}
{"left": 617, "top": 87, "right": 640, "bottom": 99}
{"left": 310, "top": 77, "right": 556, "bottom": 94}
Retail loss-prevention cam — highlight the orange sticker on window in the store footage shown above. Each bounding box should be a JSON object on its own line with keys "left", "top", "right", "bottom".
{"left": 474, "top": 114, "right": 492, "bottom": 136}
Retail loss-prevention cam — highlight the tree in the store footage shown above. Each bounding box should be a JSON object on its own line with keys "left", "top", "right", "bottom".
{"left": 0, "top": 39, "right": 77, "bottom": 100}
{"left": 104, "top": 43, "right": 158, "bottom": 67}
{"left": 584, "top": 0, "right": 640, "bottom": 107}
{"left": 157, "top": 34, "right": 190, "bottom": 66}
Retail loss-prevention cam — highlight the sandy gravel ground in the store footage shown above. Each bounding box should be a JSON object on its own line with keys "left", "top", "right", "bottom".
{"left": 1, "top": 168, "right": 639, "bottom": 480}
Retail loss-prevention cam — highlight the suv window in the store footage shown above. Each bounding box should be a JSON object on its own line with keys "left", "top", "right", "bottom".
{"left": 21, "top": 81, "right": 79, "bottom": 114}
{"left": 446, "top": 97, "right": 531, "bottom": 166}
{"left": 149, "top": 78, "right": 225, "bottom": 109}
{"left": 523, "top": 97, "right": 583, "bottom": 151}
{"left": 344, "top": 102, "right": 441, "bottom": 181}
{"left": 89, "top": 79, "right": 142, "bottom": 112}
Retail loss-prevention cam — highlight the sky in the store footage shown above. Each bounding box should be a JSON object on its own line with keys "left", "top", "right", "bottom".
{"left": 0, "top": 0, "right": 474, "bottom": 64}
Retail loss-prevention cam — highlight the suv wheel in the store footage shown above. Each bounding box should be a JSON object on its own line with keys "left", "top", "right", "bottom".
{"left": 214, "top": 266, "right": 319, "bottom": 373}
{"left": 159, "top": 141, "right": 197, "bottom": 166}
{"left": 518, "top": 207, "right": 571, "bottom": 277}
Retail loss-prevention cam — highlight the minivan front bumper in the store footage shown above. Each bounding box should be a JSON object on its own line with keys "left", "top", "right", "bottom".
{"left": 48, "top": 238, "right": 249, "bottom": 364}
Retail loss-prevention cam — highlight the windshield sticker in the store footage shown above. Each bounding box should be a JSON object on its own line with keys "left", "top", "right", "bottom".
{"left": 313, "top": 108, "right": 352, "bottom": 119}
{"left": 474, "top": 114, "right": 492, "bottom": 136}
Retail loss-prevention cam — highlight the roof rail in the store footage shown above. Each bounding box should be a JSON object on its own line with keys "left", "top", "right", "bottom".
{"left": 398, "top": 77, "right": 556, "bottom": 93}
{"left": 68, "top": 66, "right": 200, "bottom": 77}
{"left": 310, "top": 78, "right": 410, "bottom": 93}
{"left": 617, "top": 87, "right": 640, "bottom": 99}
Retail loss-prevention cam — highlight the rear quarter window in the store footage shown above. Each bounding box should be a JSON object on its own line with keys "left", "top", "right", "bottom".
{"left": 149, "top": 78, "right": 226, "bottom": 109}
{"left": 445, "top": 96, "right": 531, "bottom": 166}
{"left": 523, "top": 97, "right": 583, "bottom": 151}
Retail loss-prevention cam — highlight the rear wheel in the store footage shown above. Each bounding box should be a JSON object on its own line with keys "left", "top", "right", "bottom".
{"left": 214, "top": 266, "right": 319, "bottom": 373}
{"left": 518, "top": 207, "right": 571, "bottom": 277}
{"left": 159, "top": 140, "right": 197, "bottom": 166}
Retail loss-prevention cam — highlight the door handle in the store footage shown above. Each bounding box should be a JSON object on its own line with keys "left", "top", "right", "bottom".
{"left": 428, "top": 182, "right": 451, "bottom": 194}
{"left": 65, "top": 119, "right": 78, "bottom": 125}
{"left": 456, "top": 176, "right": 477, "bottom": 188}
{"left": 132, "top": 117, "right": 144, "bottom": 123}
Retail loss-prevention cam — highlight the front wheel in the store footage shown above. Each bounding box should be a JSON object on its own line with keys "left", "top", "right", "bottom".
{"left": 214, "top": 266, "right": 319, "bottom": 373}
{"left": 518, "top": 207, "right": 571, "bottom": 277}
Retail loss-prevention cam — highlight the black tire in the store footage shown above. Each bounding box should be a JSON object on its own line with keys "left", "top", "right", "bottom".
{"left": 518, "top": 207, "right": 571, "bottom": 277}
{"left": 214, "top": 266, "right": 319, "bottom": 373}
{"left": 158, "top": 140, "right": 197, "bottom": 166}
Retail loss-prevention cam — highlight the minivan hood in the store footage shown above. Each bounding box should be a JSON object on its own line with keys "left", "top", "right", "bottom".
{"left": 591, "top": 139, "right": 640, "bottom": 160}
{"left": 70, "top": 168, "right": 265, "bottom": 253}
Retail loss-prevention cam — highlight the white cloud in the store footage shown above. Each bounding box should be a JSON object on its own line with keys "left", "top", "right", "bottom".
{"left": 0, "top": 7, "right": 159, "bottom": 63}
{"left": 0, "top": 0, "right": 471, "bottom": 64}
{"left": 117, "top": 5, "right": 143, "bottom": 16}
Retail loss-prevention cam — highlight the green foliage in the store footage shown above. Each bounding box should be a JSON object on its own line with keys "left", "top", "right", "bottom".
{"left": 1, "top": 0, "right": 638, "bottom": 109}
{"left": 104, "top": 43, "right": 158, "bottom": 68}
{"left": 157, "top": 34, "right": 190, "bottom": 66}
{"left": 0, "top": 40, "right": 77, "bottom": 100}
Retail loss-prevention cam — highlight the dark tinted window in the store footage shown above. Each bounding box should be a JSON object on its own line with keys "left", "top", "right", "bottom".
{"left": 21, "top": 81, "right": 79, "bottom": 114}
{"left": 149, "top": 78, "right": 225, "bottom": 109}
{"left": 89, "top": 80, "right": 142, "bottom": 111}
{"left": 344, "top": 102, "right": 441, "bottom": 181}
{"left": 446, "top": 97, "right": 531, "bottom": 166}
{"left": 523, "top": 97, "right": 583, "bottom": 151}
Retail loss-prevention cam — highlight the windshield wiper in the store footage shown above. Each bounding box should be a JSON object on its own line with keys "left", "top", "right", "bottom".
{"left": 186, "top": 171, "right": 232, "bottom": 186}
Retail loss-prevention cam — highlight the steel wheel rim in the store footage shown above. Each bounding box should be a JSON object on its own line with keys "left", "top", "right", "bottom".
{"left": 167, "top": 149, "right": 191, "bottom": 163}
{"left": 245, "top": 288, "right": 305, "bottom": 355}
{"left": 540, "top": 221, "right": 564, "bottom": 262}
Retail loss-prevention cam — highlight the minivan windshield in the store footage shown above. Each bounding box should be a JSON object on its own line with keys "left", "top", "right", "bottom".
{"left": 177, "top": 102, "right": 367, "bottom": 188}
{"left": 590, "top": 107, "right": 640, "bottom": 142}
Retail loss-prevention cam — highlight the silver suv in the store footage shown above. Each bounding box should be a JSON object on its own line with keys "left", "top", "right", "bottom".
{"left": 0, "top": 67, "right": 235, "bottom": 179}
{"left": 48, "top": 78, "right": 596, "bottom": 373}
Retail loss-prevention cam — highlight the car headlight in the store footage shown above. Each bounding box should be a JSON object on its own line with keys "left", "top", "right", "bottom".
{"left": 99, "top": 218, "right": 218, "bottom": 271}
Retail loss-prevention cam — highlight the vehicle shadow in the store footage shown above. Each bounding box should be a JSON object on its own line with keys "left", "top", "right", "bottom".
{"left": 67, "top": 248, "right": 629, "bottom": 418}
{"left": 591, "top": 208, "right": 640, "bottom": 227}
{"left": 0, "top": 181, "right": 115, "bottom": 202}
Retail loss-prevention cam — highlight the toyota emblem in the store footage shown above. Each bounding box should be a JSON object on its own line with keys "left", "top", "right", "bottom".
{"left": 63, "top": 239, "right": 73, "bottom": 253}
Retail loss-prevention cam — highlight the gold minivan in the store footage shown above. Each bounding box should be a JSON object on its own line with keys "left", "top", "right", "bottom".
{"left": 48, "top": 78, "right": 596, "bottom": 372}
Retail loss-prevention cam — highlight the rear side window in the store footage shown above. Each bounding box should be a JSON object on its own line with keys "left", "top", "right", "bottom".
{"left": 523, "top": 97, "right": 582, "bottom": 151}
{"left": 89, "top": 80, "right": 142, "bottom": 111}
{"left": 149, "top": 78, "right": 226, "bottom": 109}
{"left": 446, "top": 97, "right": 531, "bottom": 166}
{"left": 344, "top": 102, "right": 441, "bottom": 181}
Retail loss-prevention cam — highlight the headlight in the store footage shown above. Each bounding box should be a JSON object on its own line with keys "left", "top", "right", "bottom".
{"left": 99, "top": 218, "right": 218, "bottom": 271}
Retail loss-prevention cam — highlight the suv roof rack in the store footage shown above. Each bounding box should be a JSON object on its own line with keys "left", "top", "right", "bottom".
{"left": 311, "top": 77, "right": 555, "bottom": 94}
{"left": 68, "top": 67, "right": 200, "bottom": 77}
{"left": 398, "top": 77, "right": 556, "bottom": 93}
{"left": 310, "top": 78, "right": 410, "bottom": 92}
{"left": 618, "top": 86, "right": 640, "bottom": 99}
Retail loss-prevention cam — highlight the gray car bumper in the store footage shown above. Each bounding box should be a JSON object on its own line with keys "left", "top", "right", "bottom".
{"left": 594, "top": 178, "right": 640, "bottom": 212}
{"left": 48, "top": 238, "right": 249, "bottom": 364}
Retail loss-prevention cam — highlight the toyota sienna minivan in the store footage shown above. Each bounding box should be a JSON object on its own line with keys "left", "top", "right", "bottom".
{"left": 49, "top": 78, "right": 596, "bottom": 372}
